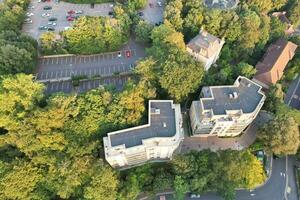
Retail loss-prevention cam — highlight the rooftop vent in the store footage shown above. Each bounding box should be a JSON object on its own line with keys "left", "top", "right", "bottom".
{"left": 151, "top": 108, "right": 160, "bottom": 114}
{"left": 233, "top": 92, "right": 238, "bottom": 99}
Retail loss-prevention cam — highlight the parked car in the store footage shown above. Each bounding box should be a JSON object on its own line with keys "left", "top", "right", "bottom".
{"left": 48, "top": 17, "right": 57, "bottom": 21}
{"left": 47, "top": 27, "right": 55, "bottom": 31}
{"left": 190, "top": 194, "right": 201, "bottom": 198}
{"left": 91, "top": 3, "right": 94, "bottom": 8}
{"left": 64, "top": 26, "right": 71, "bottom": 30}
{"left": 75, "top": 10, "right": 83, "bottom": 14}
{"left": 38, "top": 26, "right": 48, "bottom": 30}
{"left": 125, "top": 50, "right": 131, "bottom": 58}
{"left": 24, "top": 19, "right": 33, "bottom": 24}
{"left": 117, "top": 51, "right": 122, "bottom": 58}
{"left": 48, "top": 22, "right": 57, "bottom": 26}
{"left": 67, "top": 10, "right": 75, "bottom": 14}
{"left": 67, "top": 16, "right": 75, "bottom": 21}
{"left": 108, "top": 11, "right": 113, "bottom": 16}
{"left": 157, "top": 1, "right": 162, "bottom": 6}
{"left": 42, "top": 13, "right": 50, "bottom": 17}
{"left": 26, "top": 12, "right": 34, "bottom": 16}
{"left": 138, "top": 11, "right": 143, "bottom": 16}
{"left": 43, "top": 6, "right": 52, "bottom": 10}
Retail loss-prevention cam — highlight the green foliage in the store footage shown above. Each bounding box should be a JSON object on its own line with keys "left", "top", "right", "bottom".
{"left": 0, "top": 31, "right": 37, "bottom": 75}
{"left": 288, "top": 0, "right": 300, "bottom": 27}
{"left": 0, "top": 74, "right": 157, "bottom": 199}
{"left": 270, "top": 17, "right": 286, "bottom": 41}
{"left": 164, "top": 0, "right": 184, "bottom": 31}
{"left": 142, "top": 24, "right": 204, "bottom": 102}
{"left": 258, "top": 115, "right": 300, "bottom": 155}
{"left": 135, "top": 20, "right": 154, "bottom": 43}
{"left": 40, "top": 32, "right": 68, "bottom": 55}
{"left": 63, "top": 16, "right": 129, "bottom": 54}
{"left": 174, "top": 176, "right": 189, "bottom": 200}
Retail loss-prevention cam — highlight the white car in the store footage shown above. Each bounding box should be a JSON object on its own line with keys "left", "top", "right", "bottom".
{"left": 42, "top": 13, "right": 50, "bottom": 17}
{"left": 157, "top": 1, "right": 162, "bottom": 6}
{"left": 26, "top": 12, "right": 34, "bottom": 16}
{"left": 190, "top": 194, "right": 201, "bottom": 198}
{"left": 75, "top": 10, "right": 83, "bottom": 14}
{"left": 24, "top": 19, "right": 33, "bottom": 23}
{"left": 109, "top": 4, "right": 114, "bottom": 8}
{"left": 48, "top": 22, "right": 57, "bottom": 26}
{"left": 38, "top": 0, "right": 41, "bottom": 2}
{"left": 29, "top": 5, "right": 35, "bottom": 9}
{"left": 64, "top": 26, "right": 71, "bottom": 30}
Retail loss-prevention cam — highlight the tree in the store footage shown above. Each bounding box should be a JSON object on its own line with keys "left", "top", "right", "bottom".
{"left": 83, "top": 165, "right": 118, "bottom": 200}
{"left": 0, "top": 162, "right": 44, "bottom": 200}
{"left": 164, "top": 0, "right": 184, "bottom": 31}
{"left": 63, "top": 16, "right": 129, "bottom": 54}
{"left": 288, "top": 0, "right": 300, "bottom": 27}
{"left": 0, "top": 45, "right": 34, "bottom": 74}
{"left": 246, "top": 0, "right": 273, "bottom": 13}
{"left": 270, "top": 17, "right": 286, "bottom": 40}
{"left": 40, "top": 32, "right": 67, "bottom": 55}
{"left": 258, "top": 115, "right": 300, "bottom": 155}
{"left": 135, "top": 20, "right": 154, "bottom": 43}
{"left": 174, "top": 176, "right": 188, "bottom": 200}
{"left": 234, "top": 62, "right": 256, "bottom": 78}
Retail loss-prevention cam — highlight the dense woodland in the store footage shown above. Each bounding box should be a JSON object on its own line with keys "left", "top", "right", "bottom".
{"left": 0, "top": 0, "right": 300, "bottom": 199}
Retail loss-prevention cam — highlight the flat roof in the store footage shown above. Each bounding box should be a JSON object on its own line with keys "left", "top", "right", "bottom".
{"left": 109, "top": 101, "right": 176, "bottom": 148}
{"left": 201, "top": 77, "right": 264, "bottom": 115}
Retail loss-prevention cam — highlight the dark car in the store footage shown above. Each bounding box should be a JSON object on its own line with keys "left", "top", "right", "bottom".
{"left": 91, "top": 3, "right": 94, "bottom": 8}
{"left": 43, "top": 6, "right": 52, "bottom": 10}
{"left": 108, "top": 11, "right": 113, "bottom": 16}
{"left": 138, "top": 12, "right": 143, "bottom": 16}
{"left": 47, "top": 27, "right": 55, "bottom": 31}
{"left": 48, "top": 17, "right": 57, "bottom": 21}
{"left": 38, "top": 26, "right": 48, "bottom": 30}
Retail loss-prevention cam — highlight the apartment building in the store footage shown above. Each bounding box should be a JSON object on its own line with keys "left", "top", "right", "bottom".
{"left": 186, "top": 29, "right": 225, "bottom": 70}
{"left": 103, "top": 100, "right": 184, "bottom": 168}
{"left": 189, "top": 76, "right": 265, "bottom": 137}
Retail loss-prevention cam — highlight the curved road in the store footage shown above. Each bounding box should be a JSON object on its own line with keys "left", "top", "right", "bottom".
{"left": 153, "top": 157, "right": 298, "bottom": 200}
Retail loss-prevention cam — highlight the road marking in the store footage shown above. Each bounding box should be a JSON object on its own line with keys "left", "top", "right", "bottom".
{"left": 287, "top": 76, "right": 300, "bottom": 106}
{"left": 45, "top": 72, "right": 49, "bottom": 79}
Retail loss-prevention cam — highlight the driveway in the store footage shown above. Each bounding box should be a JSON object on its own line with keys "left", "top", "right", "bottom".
{"left": 285, "top": 75, "right": 300, "bottom": 110}
{"left": 22, "top": 0, "right": 113, "bottom": 40}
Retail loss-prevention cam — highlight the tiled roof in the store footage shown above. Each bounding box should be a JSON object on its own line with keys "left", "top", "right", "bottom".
{"left": 254, "top": 38, "right": 297, "bottom": 86}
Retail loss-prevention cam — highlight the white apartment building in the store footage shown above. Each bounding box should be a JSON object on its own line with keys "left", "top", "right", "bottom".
{"left": 186, "top": 29, "right": 225, "bottom": 71}
{"left": 103, "top": 100, "right": 184, "bottom": 168}
{"left": 189, "top": 76, "right": 265, "bottom": 137}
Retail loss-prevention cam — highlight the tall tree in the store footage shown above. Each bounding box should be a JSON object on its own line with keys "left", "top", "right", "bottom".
{"left": 258, "top": 115, "right": 300, "bottom": 155}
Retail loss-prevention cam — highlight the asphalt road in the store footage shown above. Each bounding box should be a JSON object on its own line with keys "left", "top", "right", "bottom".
{"left": 22, "top": 0, "right": 113, "bottom": 40}
{"left": 153, "top": 157, "right": 298, "bottom": 200}
{"left": 285, "top": 75, "right": 300, "bottom": 110}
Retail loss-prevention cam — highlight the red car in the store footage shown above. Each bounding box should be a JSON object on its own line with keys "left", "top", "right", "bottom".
{"left": 125, "top": 50, "right": 131, "bottom": 58}
{"left": 67, "top": 10, "right": 75, "bottom": 14}
{"left": 67, "top": 16, "right": 74, "bottom": 21}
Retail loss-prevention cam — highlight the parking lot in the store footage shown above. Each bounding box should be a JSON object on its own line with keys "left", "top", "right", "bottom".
{"left": 141, "top": 0, "right": 165, "bottom": 24}
{"left": 22, "top": 0, "right": 113, "bottom": 39}
{"left": 44, "top": 75, "right": 131, "bottom": 94}
{"left": 36, "top": 49, "right": 139, "bottom": 81}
